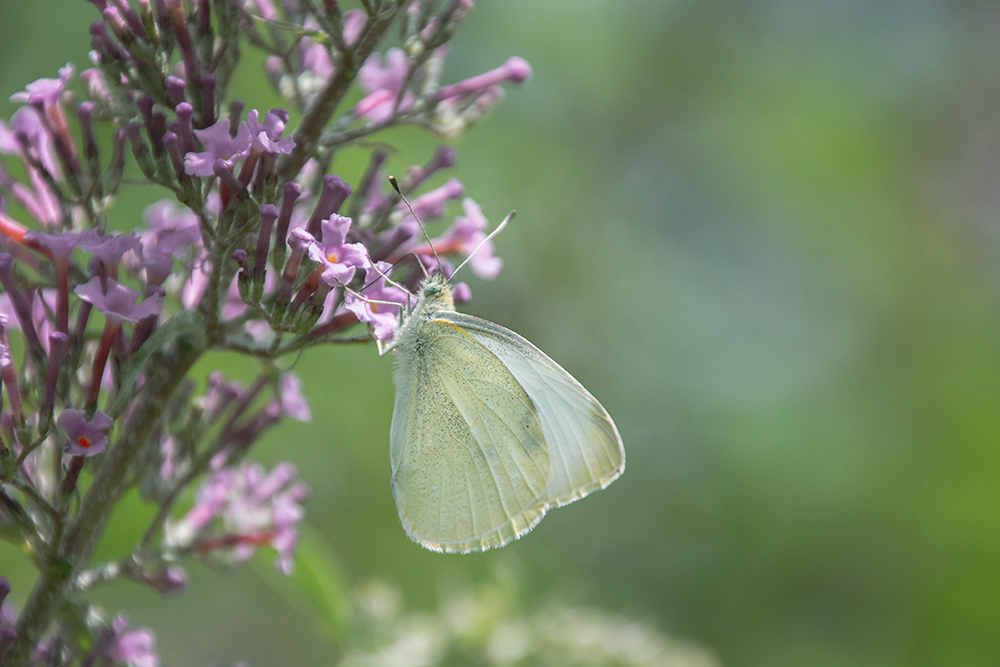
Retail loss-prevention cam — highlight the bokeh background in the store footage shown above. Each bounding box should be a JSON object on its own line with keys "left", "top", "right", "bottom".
{"left": 3, "top": 1, "right": 1000, "bottom": 665}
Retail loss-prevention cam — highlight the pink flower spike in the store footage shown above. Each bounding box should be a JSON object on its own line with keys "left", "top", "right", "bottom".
{"left": 75, "top": 276, "right": 164, "bottom": 326}
{"left": 167, "top": 460, "right": 309, "bottom": 574}
{"left": 57, "top": 409, "right": 114, "bottom": 456}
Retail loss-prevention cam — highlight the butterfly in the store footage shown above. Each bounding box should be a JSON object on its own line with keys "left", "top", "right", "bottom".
{"left": 379, "top": 212, "right": 624, "bottom": 553}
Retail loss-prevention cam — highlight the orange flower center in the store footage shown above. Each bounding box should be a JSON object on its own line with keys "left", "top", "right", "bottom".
{"left": 76, "top": 435, "right": 92, "bottom": 449}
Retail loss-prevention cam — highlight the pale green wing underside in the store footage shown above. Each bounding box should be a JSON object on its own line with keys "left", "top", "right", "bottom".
{"left": 390, "top": 319, "right": 550, "bottom": 553}
{"left": 439, "top": 311, "right": 625, "bottom": 508}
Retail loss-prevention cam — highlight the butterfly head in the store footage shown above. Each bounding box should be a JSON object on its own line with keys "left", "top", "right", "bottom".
{"left": 419, "top": 274, "right": 454, "bottom": 309}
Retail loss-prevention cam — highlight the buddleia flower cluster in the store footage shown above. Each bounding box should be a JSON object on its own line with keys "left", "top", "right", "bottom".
{"left": 0, "top": 1, "right": 529, "bottom": 664}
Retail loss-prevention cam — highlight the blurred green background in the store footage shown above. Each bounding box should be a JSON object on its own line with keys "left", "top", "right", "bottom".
{"left": 4, "top": 1, "right": 1000, "bottom": 665}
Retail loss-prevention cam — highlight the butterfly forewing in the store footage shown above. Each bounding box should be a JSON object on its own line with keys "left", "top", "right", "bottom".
{"left": 390, "top": 318, "right": 551, "bottom": 552}
{"left": 439, "top": 312, "right": 625, "bottom": 507}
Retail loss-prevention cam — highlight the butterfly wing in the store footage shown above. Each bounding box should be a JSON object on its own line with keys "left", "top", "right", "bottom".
{"left": 439, "top": 311, "right": 625, "bottom": 508}
{"left": 390, "top": 318, "right": 551, "bottom": 553}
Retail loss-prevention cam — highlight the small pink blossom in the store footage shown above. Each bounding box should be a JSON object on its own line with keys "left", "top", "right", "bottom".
{"left": 304, "top": 214, "right": 370, "bottom": 287}
{"left": 22, "top": 230, "right": 86, "bottom": 259}
{"left": 345, "top": 261, "right": 409, "bottom": 341}
{"left": 184, "top": 118, "right": 252, "bottom": 176}
{"left": 245, "top": 108, "right": 295, "bottom": 154}
{"left": 79, "top": 230, "right": 141, "bottom": 269}
{"left": 108, "top": 616, "right": 159, "bottom": 667}
{"left": 140, "top": 199, "right": 202, "bottom": 255}
{"left": 75, "top": 277, "right": 165, "bottom": 325}
{"left": 356, "top": 48, "right": 413, "bottom": 122}
{"left": 278, "top": 374, "right": 311, "bottom": 422}
{"left": 342, "top": 9, "right": 366, "bottom": 45}
{"left": 57, "top": 409, "right": 114, "bottom": 456}
{"left": 10, "top": 64, "right": 74, "bottom": 107}
{"left": 408, "top": 198, "right": 503, "bottom": 279}
{"left": 166, "top": 461, "right": 309, "bottom": 574}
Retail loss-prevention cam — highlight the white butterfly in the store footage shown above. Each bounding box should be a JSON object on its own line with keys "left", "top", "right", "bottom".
{"left": 380, "top": 236, "right": 625, "bottom": 553}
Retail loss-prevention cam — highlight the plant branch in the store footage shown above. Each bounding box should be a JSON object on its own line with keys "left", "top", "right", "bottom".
{"left": 277, "top": 1, "right": 403, "bottom": 181}
{"left": 2, "top": 341, "right": 205, "bottom": 667}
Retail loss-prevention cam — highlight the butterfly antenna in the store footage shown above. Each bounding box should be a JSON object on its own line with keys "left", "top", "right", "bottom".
{"left": 360, "top": 251, "right": 428, "bottom": 293}
{"left": 367, "top": 260, "right": 414, "bottom": 311}
{"left": 406, "top": 251, "right": 431, "bottom": 280}
{"left": 452, "top": 210, "right": 514, "bottom": 279}
{"left": 389, "top": 175, "right": 442, "bottom": 274}
{"left": 367, "top": 260, "right": 409, "bottom": 293}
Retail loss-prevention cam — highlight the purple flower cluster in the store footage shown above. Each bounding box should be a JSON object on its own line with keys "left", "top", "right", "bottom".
{"left": 0, "top": 0, "right": 530, "bottom": 663}
{"left": 166, "top": 460, "right": 308, "bottom": 575}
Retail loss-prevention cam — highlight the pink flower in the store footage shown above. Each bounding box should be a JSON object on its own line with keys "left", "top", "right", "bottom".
{"left": 79, "top": 230, "right": 141, "bottom": 269}
{"left": 304, "top": 214, "right": 370, "bottom": 287}
{"left": 75, "top": 277, "right": 164, "bottom": 326}
{"left": 399, "top": 178, "right": 464, "bottom": 222}
{"left": 278, "top": 374, "right": 311, "bottom": 422}
{"left": 245, "top": 108, "right": 295, "bottom": 154}
{"left": 183, "top": 118, "right": 252, "bottom": 176}
{"left": 342, "top": 9, "right": 366, "bottom": 45}
{"left": 436, "top": 56, "right": 532, "bottom": 102}
{"left": 356, "top": 48, "right": 413, "bottom": 122}
{"left": 166, "top": 461, "right": 309, "bottom": 574}
{"left": 345, "top": 261, "right": 409, "bottom": 341}
{"left": 22, "top": 230, "right": 85, "bottom": 260}
{"left": 10, "top": 63, "right": 74, "bottom": 108}
{"left": 57, "top": 409, "right": 114, "bottom": 456}
{"left": 140, "top": 199, "right": 202, "bottom": 255}
{"left": 407, "top": 199, "right": 503, "bottom": 280}
{"left": 108, "top": 616, "right": 159, "bottom": 667}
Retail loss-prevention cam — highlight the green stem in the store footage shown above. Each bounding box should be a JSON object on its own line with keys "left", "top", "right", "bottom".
{"left": 1, "top": 342, "right": 204, "bottom": 667}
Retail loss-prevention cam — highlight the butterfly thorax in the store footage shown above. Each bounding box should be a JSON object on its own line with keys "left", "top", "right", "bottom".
{"left": 391, "top": 274, "right": 456, "bottom": 356}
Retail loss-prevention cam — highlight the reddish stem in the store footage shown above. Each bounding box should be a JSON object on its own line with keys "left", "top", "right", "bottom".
{"left": 87, "top": 321, "right": 121, "bottom": 412}
{"left": 307, "top": 311, "right": 359, "bottom": 338}
{"left": 55, "top": 257, "right": 70, "bottom": 335}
